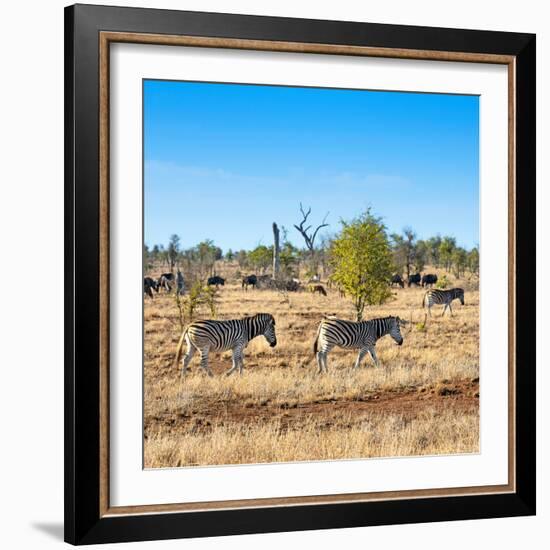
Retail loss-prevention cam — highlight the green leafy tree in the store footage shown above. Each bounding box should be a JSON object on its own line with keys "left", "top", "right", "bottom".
{"left": 329, "top": 210, "right": 393, "bottom": 321}
{"left": 468, "top": 246, "right": 479, "bottom": 275}
{"left": 391, "top": 227, "right": 423, "bottom": 278}
{"left": 167, "top": 234, "right": 181, "bottom": 271}
{"left": 452, "top": 247, "right": 468, "bottom": 278}
{"left": 225, "top": 249, "right": 235, "bottom": 262}
{"left": 151, "top": 244, "right": 161, "bottom": 265}
{"left": 280, "top": 241, "right": 299, "bottom": 277}
{"left": 143, "top": 243, "right": 150, "bottom": 267}
{"left": 194, "top": 239, "right": 220, "bottom": 277}
{"left": 236, "top": 249, "right": 248, "bottom": 269}
{"left": 248, "top": 245, "right": 273, "bottom": 273}
{"left": 426, "top": 235, "right": 442, "bottom": 267}
{"left": 414, "top": 240, "right": 429, "bottom": 273}
{"left": 439, "top": 236, "right": 457, "bottom": 272}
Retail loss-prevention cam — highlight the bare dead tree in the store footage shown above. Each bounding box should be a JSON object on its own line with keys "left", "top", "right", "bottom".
{"left": 293, "top": 203, "right": 329, "bottom": 255}
{"left": 272, "top": 222, "right": 280, "bottom": 280}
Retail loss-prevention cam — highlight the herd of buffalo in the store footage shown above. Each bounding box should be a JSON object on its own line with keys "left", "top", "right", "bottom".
{"left": 391, "top": 272, "right": 438, "bottom": 288}
{"left": 144, "top": 270, "right": 439, "bottom": 300}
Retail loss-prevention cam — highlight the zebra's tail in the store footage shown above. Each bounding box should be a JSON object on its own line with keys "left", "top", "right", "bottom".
{"left": 313, "top": 321, "right": 323, "bottom": 355}
{"left": 174, "top": 327, "right": 189, "bottom": 368}
{"left": 421, "top": 292, "right": 427, "bottom": 309}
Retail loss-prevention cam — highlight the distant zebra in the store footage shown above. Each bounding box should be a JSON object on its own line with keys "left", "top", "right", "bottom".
{"left": 313, "top": 316, "right": 406, "bottom": 373}
{"left": 422, "top": 288, "right": 464, "bottom": 316}
{"left": 174, "top": 313, "right": 277, "bottom": 376}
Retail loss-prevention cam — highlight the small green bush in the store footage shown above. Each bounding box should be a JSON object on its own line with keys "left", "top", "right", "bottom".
{"left": 435, "top": 274, "right": 451, "bottom": 289}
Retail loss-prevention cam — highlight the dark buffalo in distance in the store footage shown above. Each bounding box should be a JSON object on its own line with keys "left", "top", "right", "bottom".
{"left": 144, "top": 276, "right": 158, "bottom": 298}
{"left": 422, "top": 273, "right": 438, "bottom": 287}
{"left": 408, "top": 273, "right": 421, "bottom": 287}
{"left": 157, "top": 272, "right": 174, "bottom": 292}
{"left": 242, "top": 274, "right": 258, "bottom": 290}
{"left": 391, "top": 274, "right": 404, "bottom": 288}
{"left": 207, "top": 275, "right": 225, "bottom": 287}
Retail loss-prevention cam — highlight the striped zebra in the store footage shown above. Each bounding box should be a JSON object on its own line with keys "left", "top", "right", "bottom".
{"left": 422, "top": 288, "right": 465, "bottom": 316}
{"left": 313, "top": 316, "right": 406, "bottom": 373}
{"left": 174, "top": 313, "right": 277, "bottom": 377}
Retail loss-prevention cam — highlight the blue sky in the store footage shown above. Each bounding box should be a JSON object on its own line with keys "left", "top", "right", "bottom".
{"left": 144, "top": 80, "right": 479, "bottom": 252}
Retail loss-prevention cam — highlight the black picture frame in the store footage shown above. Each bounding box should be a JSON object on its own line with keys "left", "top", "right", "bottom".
{"left": 65, "top": 3, "right": 536, "bottom": 545}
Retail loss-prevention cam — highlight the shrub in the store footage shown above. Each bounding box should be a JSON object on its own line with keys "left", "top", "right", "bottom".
{"left": 435, "top": 274, "right": 451, "bottom": 289}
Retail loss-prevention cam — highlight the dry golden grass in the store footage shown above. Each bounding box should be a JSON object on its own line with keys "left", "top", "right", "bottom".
{"left": 144, "top": 265, "right": 479, "bottom": 468}
{"left": 145, "top": 409, "right": 479, "bottom": 468}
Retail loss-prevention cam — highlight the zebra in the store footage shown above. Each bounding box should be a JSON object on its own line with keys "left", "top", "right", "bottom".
{"left": 313, "top": 316, "right": 406, "bottom": 373}
{"left": 422, "top": 288, "right": 464, "bottom": 316}
{"left": 174, "top": 313, "right": 277, "bottom": 377}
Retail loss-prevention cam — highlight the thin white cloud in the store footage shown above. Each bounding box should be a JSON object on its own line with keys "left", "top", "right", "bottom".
{"left": 145, "top": 160, "right": 412, "bottom": 190}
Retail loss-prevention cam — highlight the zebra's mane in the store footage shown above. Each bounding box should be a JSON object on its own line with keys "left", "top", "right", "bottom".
{"left": 363, "top": 315, "right": 398, "bottom": 324}
{"left": 363, "top": 316, "right": 399, "bottom": 338}
{"left": 243, "top": 313, "right": 274, "bottom": 339}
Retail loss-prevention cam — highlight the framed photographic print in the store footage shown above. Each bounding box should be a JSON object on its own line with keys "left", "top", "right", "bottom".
{"left": 64, "top": 3, "right": 536, "bottom": 545}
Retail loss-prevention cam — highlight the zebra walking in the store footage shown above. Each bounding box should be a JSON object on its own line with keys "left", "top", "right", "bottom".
{"left": 174, "top": 313, "right": 277, "bottom": 377}
{"left": 313, "top": 316, "right": 406, "bottom": 373}
{"left": 422, "top": 288, "right": 464, "bottom": 316}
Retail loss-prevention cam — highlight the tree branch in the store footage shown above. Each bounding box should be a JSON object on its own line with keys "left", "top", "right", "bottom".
{"left": 294, "top": 204, "right": 329, "bottom": 253}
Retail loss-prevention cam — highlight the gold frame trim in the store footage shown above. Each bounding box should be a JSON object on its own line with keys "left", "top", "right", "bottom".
{"left": 98, "top": 32, "right": 516, "bottom": 517}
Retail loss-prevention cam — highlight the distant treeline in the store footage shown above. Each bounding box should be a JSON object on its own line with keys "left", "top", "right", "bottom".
{"left": 144, "top": 228, "right": 478, "bottom": 281}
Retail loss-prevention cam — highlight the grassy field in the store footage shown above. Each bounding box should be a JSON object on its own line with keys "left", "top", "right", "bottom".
{"left": 144, "top": 266, "right": 479, "bottom": 468}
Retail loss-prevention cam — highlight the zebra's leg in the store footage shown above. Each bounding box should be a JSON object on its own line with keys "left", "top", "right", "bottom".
{"left": 226, "top": 345, "right": 244, "bottom": 376}
{"left": 353, "top": 347, "right": 369, "bottom": 370}
{"left": 368, "top": 347, "right": 380, "bottom": 367}
{"left": 181, "top": 344, "right": 196, "bottom": 377}
{"left": 441, "top": 303, "right": 448, "bottom": 317}
{"left": 316, "top": 348, "right": 328, "bottom": 374}
{"left": 427, "top": 303, "right": 432, "bottom": 317}
{"left": 199, "top": 347, "right": 213, "bottom": 377}
{"left": 318, "top": 344, "right": 333, "bottom": 373}
{"left": 316, "top": 351, "right": 324, "bottom": 374}
{"left": 226, "top": 351, "right": 239, "bottom": 376}
{"left": 321, "top": 351, "right": 328, "bottom": 373}
{"left": 238, "top": 349, "right": 245, "bottom": 375}
{"left": 448, "top": 303, "right": 453, "bottom": 316}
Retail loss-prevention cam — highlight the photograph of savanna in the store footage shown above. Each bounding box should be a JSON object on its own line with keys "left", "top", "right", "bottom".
{"left": 143, "top": 80, "right": 480, "bottom": 469}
